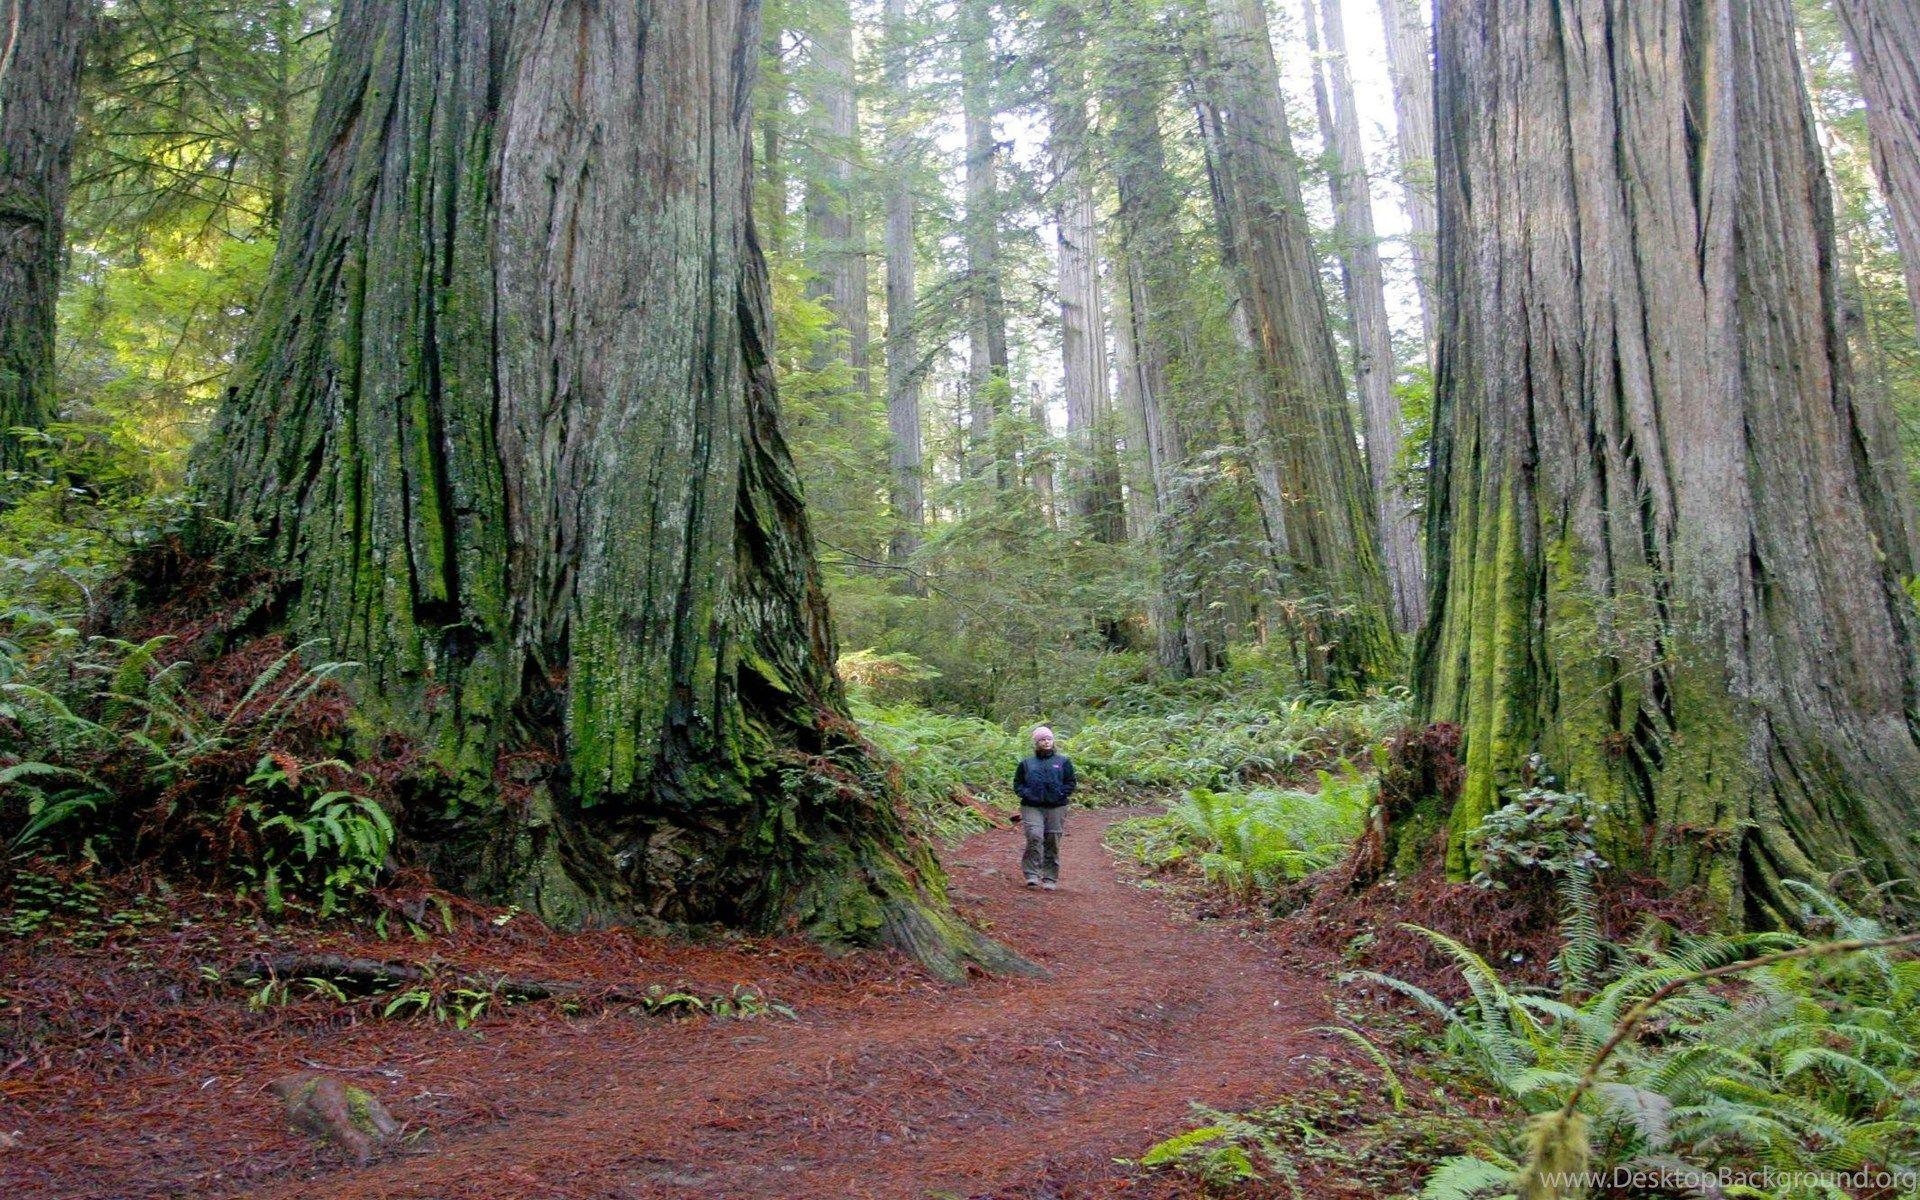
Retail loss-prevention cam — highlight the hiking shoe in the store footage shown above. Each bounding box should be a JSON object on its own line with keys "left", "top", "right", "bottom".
{"left": 1025, "top": 876, "right": 1040, "bottom": 888}
{"left": 1041, "top": 880, "right": 1057, "bottom": 892}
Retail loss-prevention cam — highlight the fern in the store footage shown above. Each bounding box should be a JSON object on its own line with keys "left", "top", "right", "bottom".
{"left": 1354, "top": 888, "right": 1920, "bottom": 1199}
{"left": 1419, "top": 1153, "right": 1517, "bottom": 1200}
{"left": 1552, "top": 864, "right": 1601, "bottom": 997}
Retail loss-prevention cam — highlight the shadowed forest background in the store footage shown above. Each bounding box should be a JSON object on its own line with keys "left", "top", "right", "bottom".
{"left": 5, "top": 0, "right": 1920, "bottom": 1196}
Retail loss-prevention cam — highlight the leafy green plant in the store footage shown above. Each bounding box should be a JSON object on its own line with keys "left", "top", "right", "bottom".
{"left": 1466, "top": 757, "right": 1610, "bottom": 891}
{"left": 705, "top": 984, "right": 796, "bottom": 1021}
{"left": 2, "top": 870, "right": 107, "bottom": 937}
{"left": 1132, "top": 1064, "right": 1489, "bottom": 1197}
{"left": 243, "top": 755, "right": 394, "bottom": 916}
{"left": 1139, "top": 1111, "right": 1267, "bottom": 1187}
{"left": 0, "top": 425, "right": 199, "bottom": 621}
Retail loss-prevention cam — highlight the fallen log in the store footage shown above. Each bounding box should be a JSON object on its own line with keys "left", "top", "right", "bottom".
{"left": 215, "top": 953, "right": 658, "bottom": 1005}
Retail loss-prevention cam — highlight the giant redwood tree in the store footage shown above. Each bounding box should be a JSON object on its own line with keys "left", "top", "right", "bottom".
{"left": 0, "top": 0, "right": 90, "bottom": 465}
{"left": 1418, "top": 0, "right": 1920, "bottom": 922}
{"left": 199, "top": 0, "right": 1014, "bottom": 977}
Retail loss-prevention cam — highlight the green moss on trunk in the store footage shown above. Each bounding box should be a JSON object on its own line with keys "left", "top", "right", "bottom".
{"left": 1418, "top": 0, "right": 1920, "bottom": 923}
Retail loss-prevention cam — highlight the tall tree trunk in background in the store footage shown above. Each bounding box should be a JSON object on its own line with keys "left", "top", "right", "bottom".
{"left": 1305, "top": 0, "right": 1424, "bottom": 633}
{"left": 1807, "top": 68, "right": 1920, "bottom": 570}
{"left": 1418, "top": 0, "right": 1920, "bottom": 923}
{"left": 200, "top": 0, "right": 1014, "bottom": 979}
{"left": 801, "top": 0, "right": 870, "bottom": 387}
{"left": 881, "top": 0, "right": 924, "bottom": 566}
{"left": 1832, "top": 0, "right": 1920, "bottom": 337}
{"left": 1045, "top": 0, "right": 1125, "bottom": 544}
{"left": 1110, "top": 273, "right": 1158, "bottom": 544}
{"left": 1106, "top": 46, "right": 1225, "bottom": 677}
{"left": 0, "top": 0, "right": 89, "bottom": 465}
{"left": 758, "top": 20, "right": 789, "bottom": 254}
{"left": 1197, "top": 0, "right": 1398, "bottom": 695}
{"left": 1027, "top": 383, "right": 1057, "bottom": 524}
{"left": 1375, "top": 0, "right": 1437, "bottom": 346}
{"left": 961, "top": 0, "right": 1010, "bottom": 487}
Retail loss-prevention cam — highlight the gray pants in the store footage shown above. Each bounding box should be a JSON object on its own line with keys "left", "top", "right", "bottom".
{"left": 1020, "top": 805, "right": 1067, "bottom": 882}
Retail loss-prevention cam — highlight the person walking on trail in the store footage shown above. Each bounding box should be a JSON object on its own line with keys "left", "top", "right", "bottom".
{"left": 1013, "top": 726, "right": 1076, "bottom": 890}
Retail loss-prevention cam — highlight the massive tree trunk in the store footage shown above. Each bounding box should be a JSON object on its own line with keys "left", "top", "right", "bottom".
{"left": 1305, "top": 0, "right": 1425, "bottom": 633}
{"left": 1045, "top": 1, "right": 1125, "bottom": 545}
{"left": 1375, "top": 0, "right": 1437, "bottom": 346}
{"left": 1196, "top": 0, "right": 1399, "bottom": 694}
{"left": 801, "top": 0, "right": 871, "bottom": 387}
{"left": 0, "top": 0, "right": 90, "bottom": 465}
{"left": 1418, "top": 0, "right": 1920, "bottom": 923}
{"left": 1831, "top": 0, "right": 1920, "bottom": 337}
{"left": 881, "top": 0, "right": 924, "bottom": 566}
{"left": 1105, "top": 43, "right": 1225, "bottom": 677}
{"left": 961, "top": 0, "right": 1011, "bottom": 488}
{"left": 200, "top": 0, "right": 1015, "bottom": 978}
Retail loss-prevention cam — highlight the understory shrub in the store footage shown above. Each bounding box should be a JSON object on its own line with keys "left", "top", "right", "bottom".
{"left": 0, "top": 422, "right": 196, "bottom": 621}
{"left": 1466, "top": 756, "right": 1610, "bottom": 893}
{"left": 0, "top": 621, "right": 392, "bottom": 916}
{"left": 1067, "top": 693, "right": 1407, "bottom": 792}
{"left": 850, "top": 694, "right": 1022, "bottom": 843}
{"left": 1109, "top": 770, "right": 1375, "bottom": 897}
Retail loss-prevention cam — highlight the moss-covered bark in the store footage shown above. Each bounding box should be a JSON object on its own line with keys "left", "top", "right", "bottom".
{"left": 1419, "top": 0, "right": 1920, "bottom": 923}
{"left": 0, "top": 0, "right": 89, "bottom": 465}
{"left": 199, "top": 0, "right": 1019, "bottom": 978}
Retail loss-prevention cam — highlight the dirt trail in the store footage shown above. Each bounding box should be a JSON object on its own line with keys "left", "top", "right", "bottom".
{"left": 13, "top": 809, "right": 1344, "bottom": 1199}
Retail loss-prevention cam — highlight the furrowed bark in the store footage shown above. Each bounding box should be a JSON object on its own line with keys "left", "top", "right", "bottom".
{"left": 1305, "top": 0, "right": 1425, "bottom": 633}
{"left": 1832, "top": 0, "right": 1920, "bottom": 336}
{"left": 758, "top": 20, "right": 789, "bottom": 254}
{"left": 1195, "top": 0, "right": 1399, "bottom": 695}
{"left": 200, "top": 0, "right": 1019, "bottom": 979}
{"left": 0, "top": 0, "right": 89, "bottom": 465}
{"left": 1418, "top": 0, "right": 1920, "bottom": 923}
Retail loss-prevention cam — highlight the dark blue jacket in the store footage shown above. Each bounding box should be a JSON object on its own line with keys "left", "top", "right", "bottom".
{"left": 1013, "top": 750, "right": 1077, "bottom": 808}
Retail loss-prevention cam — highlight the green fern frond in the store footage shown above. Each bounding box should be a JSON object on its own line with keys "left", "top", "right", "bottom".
{"left": 1419, "top": 1154, "right": 1518, "bottom": 1200}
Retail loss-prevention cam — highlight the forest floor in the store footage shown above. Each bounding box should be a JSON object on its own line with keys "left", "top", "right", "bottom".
{"left": 1, "top": 807, "right": 1433, "bottom": 1200}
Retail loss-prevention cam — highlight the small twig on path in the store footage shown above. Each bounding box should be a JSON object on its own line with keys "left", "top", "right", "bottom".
{"left": 296, "top": 1059, "right": 405, "bottom": 1080}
